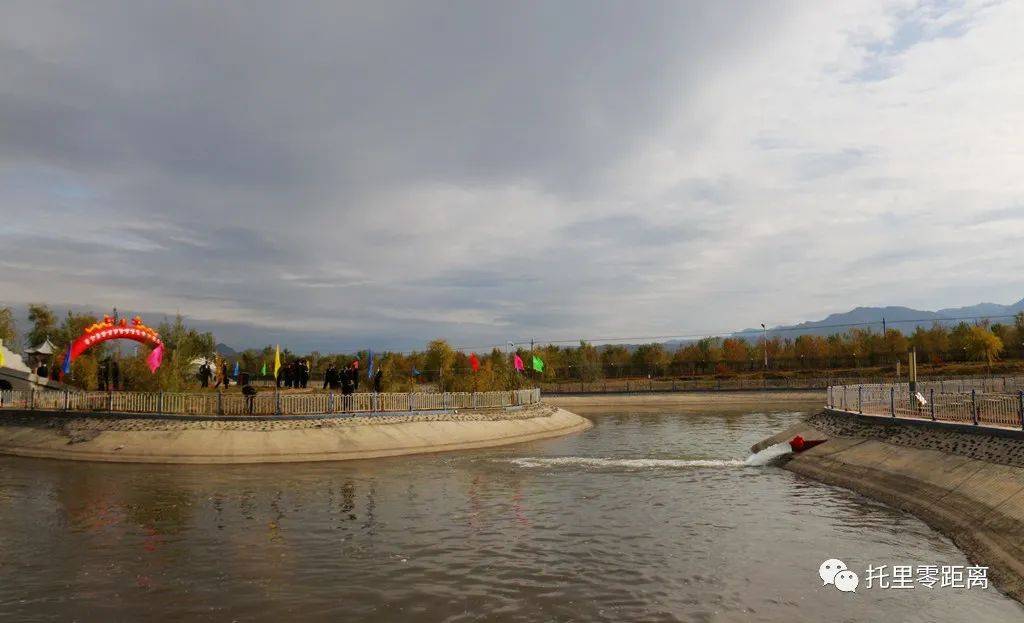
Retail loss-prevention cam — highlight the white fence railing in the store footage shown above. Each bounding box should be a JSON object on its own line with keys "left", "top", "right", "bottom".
{"left": 0, "top": 388, "right": 542, "bottom": 417}
{"left": 827, "top": 381, "right": 1024, "bottom": 430}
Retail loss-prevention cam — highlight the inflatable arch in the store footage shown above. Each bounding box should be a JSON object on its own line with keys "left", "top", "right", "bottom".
{"left": 66, "top": 315, "right": 164, "bottom": 373}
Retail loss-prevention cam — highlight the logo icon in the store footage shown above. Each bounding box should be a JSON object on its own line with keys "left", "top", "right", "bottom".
{"left": 820, "top": 559, "right": 859, "bottom": 593}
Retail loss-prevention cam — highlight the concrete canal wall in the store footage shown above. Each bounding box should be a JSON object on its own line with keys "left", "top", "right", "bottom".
{"left": 756, "top": 410, "right": 1024, "bottom": 602}
{"left": 0, "top": 404, "right": 591, "bottom": 464}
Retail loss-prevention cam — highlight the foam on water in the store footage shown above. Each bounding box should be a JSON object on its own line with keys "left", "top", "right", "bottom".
{"left": 504, "top": 443, "right": 792, "bottom": 470}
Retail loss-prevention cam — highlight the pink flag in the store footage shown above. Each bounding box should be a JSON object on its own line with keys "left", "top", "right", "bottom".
{"left": 147, "top": 344, "right": 164, "bottom": 373}
{"left": 513, "top": 354, "right": 524, "bottom": 372}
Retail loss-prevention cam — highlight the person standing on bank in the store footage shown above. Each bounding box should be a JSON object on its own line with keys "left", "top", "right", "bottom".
{"left": 351, "top": 359, "right": 360, "bottom": 392}
{"left": 341, "top": 364, "right": 354, "bottom": 395}
{"left": 323, "top": 363, "right": 340, "bottom": 390}
{"left": 373, "top": 367, "right": 383, "bottom": 393}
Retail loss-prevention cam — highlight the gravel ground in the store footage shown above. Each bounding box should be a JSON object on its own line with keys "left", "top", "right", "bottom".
{"left": 0, "top": 404, "right": 559, "bottom": 438}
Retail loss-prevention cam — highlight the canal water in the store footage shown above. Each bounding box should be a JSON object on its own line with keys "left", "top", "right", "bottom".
{"left": 0, "top": 399, "right": 1021, "bottom": 622}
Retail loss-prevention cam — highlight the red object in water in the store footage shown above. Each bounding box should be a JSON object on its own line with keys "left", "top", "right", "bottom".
{"left": 789, "top": 435, "right": 827, "bottom": 452}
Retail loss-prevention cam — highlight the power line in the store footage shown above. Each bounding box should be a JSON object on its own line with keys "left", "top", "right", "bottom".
{"left": 502, "top": 313, "right": 1022, "bottom": 349}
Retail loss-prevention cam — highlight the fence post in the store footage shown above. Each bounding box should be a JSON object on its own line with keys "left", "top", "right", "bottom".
{"left": 63, "top": 390, "right": 69, "bottom": 412}
{"left": 217, "top": 391, "right": 224, "bottom": 416}
{"left": 275, "top": 391, "right": 282, "bottom": 416}
{"left": 158, "top": 392, "right": 163, "bottom": 415}
{"left": 329, "top": 392, "right": 335, "bottom": 413}
{"left": 971, "top": 389, "right": 978, "bottom": 426}
{"left": 472, "top": 392, "right": 477, "bottom": 409}
{"left": 828, "top": 386, "right": 832, "bottom": 408}
{"left": 890, "top": 386, "right": 895, "bottom": 417}
{"left": 858, "top": 385, "right": 863, "bottom": 414}
{"left": 1019, "top": 391, "right": 1023, "bottom": 430}
{"left": 29, "top": 389, "right": 35, "bottom": 410}
{"left": 409, "top": 392, "right": 414, "bottom": 411}
{"left": 107, "top": 390, "right": 113, "bottom": 412}
{"left": 930, "top": 388, "right": 935, "bottom": 421}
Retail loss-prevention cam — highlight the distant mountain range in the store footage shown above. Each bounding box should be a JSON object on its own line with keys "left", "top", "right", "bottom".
{"left": 734, "top": 298, "right": 1024, "bottom": 340}
{"left": 7, "top": 298, "right": 1024, "bottom": 354}
{"left": 215, "top": 343, "right": 239, "bottom": 357}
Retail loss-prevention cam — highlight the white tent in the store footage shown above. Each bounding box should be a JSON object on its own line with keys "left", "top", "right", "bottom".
{"left": 0, "top": 339, "right": 31, "bottom": 373}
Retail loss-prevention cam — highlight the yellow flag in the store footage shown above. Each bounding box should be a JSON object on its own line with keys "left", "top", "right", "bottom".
{"left": 273, "top": 344, "right": 281, "bottom": 378}
{"left": 0, "top": 341, "right": 5, "bottom": 368}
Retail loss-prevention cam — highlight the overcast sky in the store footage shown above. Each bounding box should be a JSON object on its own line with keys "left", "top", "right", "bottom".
{"left": 3, "top": 1, "right": 1024, "bottom": 351}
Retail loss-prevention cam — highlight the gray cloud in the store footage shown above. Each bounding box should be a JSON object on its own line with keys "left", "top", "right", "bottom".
{"left": 2, "top": 1, "right": 1023, "bottom": 350}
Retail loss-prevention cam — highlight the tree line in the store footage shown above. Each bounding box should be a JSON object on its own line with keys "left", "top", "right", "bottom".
{"left": 1, "top": 304, "right": 1019, "bottom": 391}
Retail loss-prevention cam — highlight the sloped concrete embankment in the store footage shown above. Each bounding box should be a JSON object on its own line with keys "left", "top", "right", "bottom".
{"left": 0, "top": 405, "right": 591, "bottom": 464}
{"left": 756, "top": 411, "right": 1024, "bottom": 602}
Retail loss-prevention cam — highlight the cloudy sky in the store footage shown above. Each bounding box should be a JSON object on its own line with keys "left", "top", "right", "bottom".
{"left": 3, "top": 0, "right": 1024, "bottom": 351}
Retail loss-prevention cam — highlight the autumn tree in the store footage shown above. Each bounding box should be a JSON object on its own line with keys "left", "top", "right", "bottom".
{"left": 965, "top": 325, "right": 1003, "bottom": 371}
{"left": 0, "top": 307, "right": 16, "bottom": 348}
{"left": 26, "top": 303, "right": 57, "bottom": 349}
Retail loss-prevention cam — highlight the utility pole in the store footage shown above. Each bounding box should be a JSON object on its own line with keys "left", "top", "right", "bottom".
{"left": 761, "top": 323, "right": 768, "bottom": 369}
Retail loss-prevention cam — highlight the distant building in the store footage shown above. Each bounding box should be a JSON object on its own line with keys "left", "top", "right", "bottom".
{"left": 0, "top": 338, "right": 66, "bottom": 391}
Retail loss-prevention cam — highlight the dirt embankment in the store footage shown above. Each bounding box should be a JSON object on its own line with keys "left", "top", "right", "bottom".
{"left": 762, "top": 411, "right": 1024, "bottom": 603}
{"left": 547, "top": 391, "right": 823, "bottom": 412}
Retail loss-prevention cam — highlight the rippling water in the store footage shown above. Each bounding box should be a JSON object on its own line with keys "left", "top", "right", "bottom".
{"left": 0, "top": 401, "right": 1021, "bottom": 622}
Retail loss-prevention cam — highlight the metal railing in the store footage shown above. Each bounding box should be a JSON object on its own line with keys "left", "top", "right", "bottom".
{"left": 542, "top": 374, "right": 1024, "bottom": 395}
{"left": 0, "top": 388, "right": 541, "bottom": 418}
{"left": 827, "top": 380, "right": 1024, "bottom": 430}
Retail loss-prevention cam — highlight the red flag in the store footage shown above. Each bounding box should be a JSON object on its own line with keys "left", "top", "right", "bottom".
{"left": 469, "top": 353, "right": 480, "bottom": 372}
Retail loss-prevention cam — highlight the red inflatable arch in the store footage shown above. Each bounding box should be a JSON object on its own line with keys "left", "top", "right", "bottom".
{"left": 67, "top": 315, "right": 164, "bottom": 368}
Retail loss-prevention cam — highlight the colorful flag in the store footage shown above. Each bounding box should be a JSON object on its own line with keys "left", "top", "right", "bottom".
{"left": 469, "top": 353, "right": 480, "bottom": 372}
{"left": 261, "top": 361, "right": 267, "bottom": 376}
{"left": 412, "top": 367, "right": 421, "bottom": 377}
{"left": 233, "top": 360, "right": 240, "bottom": 378}
{"left": 273, "top": 345, "right": 281, "bottom": 378}
{"left": 0, "top": 340, "right": 4, "bottom": 368}
{"left": 61, "top": 348, "right": 72, "bottom": 375}
{"left": 367, "top": 350, "right": 374, "bottom": 379}
{"left": 532, "top": 355, "right": 544, "bottom": 372}
{"left": 146, "top": 344, "right": 164, "bottom": 373}
{"left": 513, "top": 354, "right": 524, "bottom": 372}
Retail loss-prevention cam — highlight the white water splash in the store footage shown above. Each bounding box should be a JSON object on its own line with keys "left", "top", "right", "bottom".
{"left": 504, "top": 443, "right": 792, "bottom": 470}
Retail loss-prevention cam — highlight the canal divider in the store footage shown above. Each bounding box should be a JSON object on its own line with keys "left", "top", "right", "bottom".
{"left": 0, "top": 388, "right": 594, "bottom": 464}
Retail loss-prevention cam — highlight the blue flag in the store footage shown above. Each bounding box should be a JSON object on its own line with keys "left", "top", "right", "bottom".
{"left": 233, "top": 360, "right": 240, "bottom": 378}
{"left": 412, "top": 367, "right": 421, "bottom": 377}
{"left": 61, "top": 348, "right": 72, "bottom": 375}
{"left": 367, "top": 350, "right": 374, "bottom": 379}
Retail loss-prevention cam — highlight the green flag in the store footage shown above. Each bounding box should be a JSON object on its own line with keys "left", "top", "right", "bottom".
{"left": 532, "top": 355, "right": 544, "bottom": 372}
{"left": 261, "top": 361, "right": 267, "bottom": 376}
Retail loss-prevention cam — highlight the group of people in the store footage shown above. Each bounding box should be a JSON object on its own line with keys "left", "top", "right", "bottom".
{"left": 198, "top": 361, "right": 231, "bottom": 388}
{"left": 276, "top": 360, "right": 311, "bottom": 388}
{"left": 195, "top": 357, "right": 384, "bottom": 394}
{"left": 322, "top": 361, "right": 359, "bottom": 394}
{"left": 321, "top": 361, "right": 385, "bottom": 394}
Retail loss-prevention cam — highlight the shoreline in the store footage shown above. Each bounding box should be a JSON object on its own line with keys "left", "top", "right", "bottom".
{"left": 547, "top": 390, "right": 823, "bottom": 411}
{"left": 0, "top": 404, "right": 592, "bottom": 464}
{"left": 758, "top": 411, "right": 1024, "bottom": 603}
